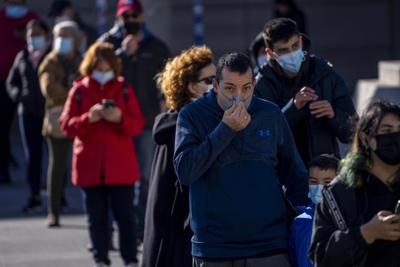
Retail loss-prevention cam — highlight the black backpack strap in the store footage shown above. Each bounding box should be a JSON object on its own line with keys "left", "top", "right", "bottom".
{"left": 122, "top": 81, "right": 128, "bottom": 104}
{"left": 322, "top": 187, "right": 348, "bottom": 231}
{"left": 75, "top": 87, "right": 82, "bottom": 111}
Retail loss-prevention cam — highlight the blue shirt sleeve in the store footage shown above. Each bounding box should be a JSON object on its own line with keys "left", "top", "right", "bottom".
{"left": 289, "top": 212, "right": 314, "bottom": 267}
{"left": 173, "top": 107, "right": 236, "bottom": 185}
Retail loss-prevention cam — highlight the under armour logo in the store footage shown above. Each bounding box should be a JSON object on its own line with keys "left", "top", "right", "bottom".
{"left": 258, "top": 129, "right": 271, "bottom": 138}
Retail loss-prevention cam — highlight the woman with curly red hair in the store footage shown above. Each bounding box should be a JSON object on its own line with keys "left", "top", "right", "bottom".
{"left": 142, "top": 45, "right": 215, "bottom": 267}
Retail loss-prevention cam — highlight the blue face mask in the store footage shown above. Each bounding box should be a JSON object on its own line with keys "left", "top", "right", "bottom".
{"left": 308, "top": 184, "right": 323, "bottom": 204}
{"left": 257, "top": 54, "right": 268, "bottom": 68}
{"left": 53, "top": 37, "right": 73, "bottom": 55}
{"left": 219, "top": 90, "right": 252, "bottom": 111}
{"left": 27, "top": 36, "right": 46, "bottom": 51}
{"left": 275, "top": 48, "right": 304, "bottom": 74}
{"left": 5, "top": 5, "right": 28, "bottom": 19}
{"left": 92, "top": 70, "right": 115, "bottom": 85}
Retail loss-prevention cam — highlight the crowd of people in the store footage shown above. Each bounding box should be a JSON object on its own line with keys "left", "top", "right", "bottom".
{"left": 0, "top": 0, "right": 399, "bottom": 267}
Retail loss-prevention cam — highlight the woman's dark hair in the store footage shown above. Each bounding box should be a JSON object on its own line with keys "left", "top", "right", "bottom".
{"left": 26, "top": 19, "right": 50, "bottom": 34}
{"left": 339, "top": 99, "right": 400, "bottom": 187}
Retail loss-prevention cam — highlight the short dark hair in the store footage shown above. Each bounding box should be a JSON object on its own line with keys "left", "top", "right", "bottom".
{"left": 215, "top": 52, "right": 253, "bottom": 83}
{"left": 263, "top": 18, "right": 299, "bottom": 49}
{"left": 26, "top": 19, "right": 50, "bottom": 34}
{"left": 309, "top": 154, "right": 339, "bottom": 171}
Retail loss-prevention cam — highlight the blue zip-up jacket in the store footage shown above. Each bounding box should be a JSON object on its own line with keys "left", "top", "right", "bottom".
{"left": 289, "top": 204, "right": 315, "bottom": 267}
{"left": 174, "top": 91, "right": 308, "bottom": 258}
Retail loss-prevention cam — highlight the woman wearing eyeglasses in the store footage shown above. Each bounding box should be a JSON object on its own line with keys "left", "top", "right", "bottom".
{"left": 141, "top": 46, "right": 215, "bottom": 267}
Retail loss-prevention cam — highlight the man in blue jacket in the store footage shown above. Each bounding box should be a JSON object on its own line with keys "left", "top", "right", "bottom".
{"left": 289, "top": 154, "right": 339, "bottom": 267}
{"left": 174, "top": 53, "right": 309, "bottom": 266}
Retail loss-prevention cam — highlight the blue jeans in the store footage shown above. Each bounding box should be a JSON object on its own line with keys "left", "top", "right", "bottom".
{"left": 83, "top": 185, "right": 137, "bottom": 265}
{"left": 134, "top": 129, "right": 155, "bottom": 240}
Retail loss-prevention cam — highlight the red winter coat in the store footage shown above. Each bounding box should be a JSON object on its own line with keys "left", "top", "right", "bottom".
{"left": 60, "top": 76, "right": 145, "bottom": 188}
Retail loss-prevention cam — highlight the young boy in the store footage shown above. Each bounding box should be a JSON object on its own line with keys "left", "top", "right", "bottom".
{"left": 289, "top": 154, "right": 339, "bottom": 267}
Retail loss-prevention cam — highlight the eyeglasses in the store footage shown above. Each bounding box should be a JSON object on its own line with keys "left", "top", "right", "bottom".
{"left": 122, "top": 12, "right": 140, "bottom": 20}
{"left": 197, "top": 76, "right": 215, "bottom": 85}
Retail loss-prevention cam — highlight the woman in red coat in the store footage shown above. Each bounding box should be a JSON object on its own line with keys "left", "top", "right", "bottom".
{"left": 60, "top": 42, "right": 144, "bottom": 267}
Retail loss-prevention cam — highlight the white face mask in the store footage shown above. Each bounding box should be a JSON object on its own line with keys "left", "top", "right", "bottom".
{"left": 308, "top": 184, "right": 323, "bottom": 204}
{"left": 257, "top": 54, "right": 268, "bottom": 68}
{"left": 274, "top": 48, "right": 304, "bottom": 74}
{"left": 92, "top": 70, "right": 115, "bottom": 85}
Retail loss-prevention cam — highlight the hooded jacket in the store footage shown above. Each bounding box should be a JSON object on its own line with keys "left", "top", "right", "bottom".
{"left": 254, "top": 38, "right": 356, "bottom": 163}
{"left": 309, "top": 173, "right": 400, "bottom": 267}
{"left": 141, "top": 110, "right": 192, "bottom": 267}
{"left": 60, "top": 76, "right": 144, "bottom": 188}
{"left": 174, "top": 91, "right": 308, "bottom": 258}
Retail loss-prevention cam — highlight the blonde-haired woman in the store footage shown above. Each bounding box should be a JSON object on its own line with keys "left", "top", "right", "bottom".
{"left": 142, "top": 45, "right": 215, "bottom": 267}
{"left": 39, "top": 20, "right": 82, "bottom": 226}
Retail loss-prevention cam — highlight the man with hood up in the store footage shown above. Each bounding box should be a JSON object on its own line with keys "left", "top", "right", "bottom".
{"left": 255, "top": 18, "right": 356, "bottom": 165}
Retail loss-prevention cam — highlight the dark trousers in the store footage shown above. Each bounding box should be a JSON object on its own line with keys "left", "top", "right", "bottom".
{"left": 23, "top": 114, "right": 44, "bottom": 197}
{"left": 0, "top": 81, "right": 15, "bottom": 181}
{"left": 83, "top": 185, "right": 137, "bottom": 265}
{"left": 193, "top": 254, "right": 291, "bottom": 267}
{"left": 46, "top": 137, "right": 71, "bottom": 215}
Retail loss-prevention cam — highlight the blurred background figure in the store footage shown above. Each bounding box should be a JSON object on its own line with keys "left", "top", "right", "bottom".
{"left": 47, "top": 0, "right": 97, "bottom": 51}
{"left": 99, "top": 0, "right": 171, "bottom": 242}
{"left": 6, "top": 19, "right": 51, "bottom": 213}
{"left": 0, "top": 0, "right": 38, "bottom": 184}
{"left": 309, "top": 100, "right": 400, "bottom": 266}
{"left": 273, "top": 0, "right": 307, "bottom": 34}
{"left": 142, "top": 45, "right": 215, "bottom": 267}
{"left": 38, "top": 20, "right": 82, "bottom": 226}
{"left": 249, "top": 32, "right": 267, "bottom": 75}
{"left": 60, "top": 42, "right": 144, "bottom": 267}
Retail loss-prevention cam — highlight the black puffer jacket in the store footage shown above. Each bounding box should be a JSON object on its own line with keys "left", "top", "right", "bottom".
{"left": 6, "top": 48, "right": 50, "bottom": 119}
{"left": 141, "top": 110, "right": 192, "bottom": 267}
{"left": 309, "top": 173, "right": 400, "bottom": 267}
{"left": 255, "top": 53, "right": 356, "bottom": 161}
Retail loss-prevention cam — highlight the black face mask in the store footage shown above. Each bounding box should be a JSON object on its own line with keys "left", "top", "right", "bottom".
{"left": 374, "top": 132, "right": 400, "bottom": 165}
{"left": 123, "top": 21, "right": 140, "bottom": 35}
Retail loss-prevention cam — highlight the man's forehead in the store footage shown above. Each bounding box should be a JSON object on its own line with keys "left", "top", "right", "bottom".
{"left": 273, "top": 34, "right": 300, "bottom": 50}
{"left": 220, "top": 68, "right": 253, "bottom": 84}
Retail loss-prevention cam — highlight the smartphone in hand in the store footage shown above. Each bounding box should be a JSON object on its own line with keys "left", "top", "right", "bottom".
{"left": 102, "top": 99, "right": 116, "bottom": 109}
{"left": 395, "top": 200, "right": 400, "bottom": 215}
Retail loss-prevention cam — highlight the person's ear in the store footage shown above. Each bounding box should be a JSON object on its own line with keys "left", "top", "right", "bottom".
{"left": 213, "top": 79, "right": 219, "bottom": 94}
{"left": 265, "top": 47, "right": 273, "bottom": 58}
{"left": 299, "top": 35, "right": 304, "bottom": 49}
{"left": 188, "top": 82, "right": 196, "bottom": 95}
